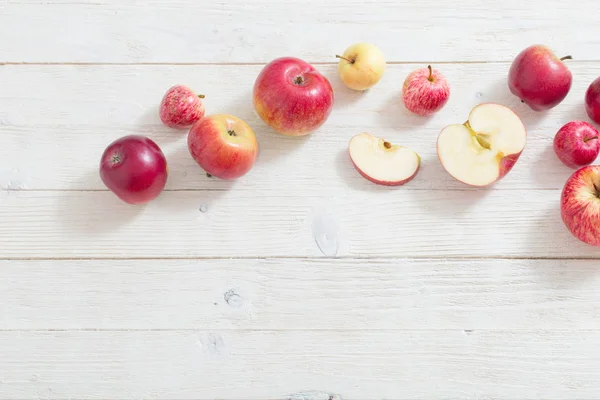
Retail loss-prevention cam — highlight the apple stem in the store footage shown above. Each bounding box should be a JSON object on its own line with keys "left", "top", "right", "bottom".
{"left": 584, "top": 136, "right": 598, "bottom": 143}
{"left": 198, "top": 94, "right": 205, "bottom": 99}
{"left": 560, "top": 55, "right": 573, "bottom": 61}
{"left": 206, "top": 173, "right": 212, "bottom": 178}
{"left": 427, "top": 65, "right": 434, "bottom": 82}
{"left": 383, "top": 141, "right": 392, "bottom": 149}
{"left": 335, "top": 54, "right": 355, "bottom": 64}
{"left": 594, "top": 182, "right": 600, "bottom": 198}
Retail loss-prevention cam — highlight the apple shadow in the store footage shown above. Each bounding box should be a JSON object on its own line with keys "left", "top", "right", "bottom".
{"left": 530, "top": 139, "right": 575, "bottom": 189}
{"left": 56, "top": 169, "right": 145, "bottom": 238}
{"left": 379, "top": 91, "right": 433, "bottom": 129}
{"left": 321, "top": 66, "right": 366, "bottom": 110}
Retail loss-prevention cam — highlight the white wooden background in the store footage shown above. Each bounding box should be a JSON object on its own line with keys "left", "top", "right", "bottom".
{"left": 2, "top": 1, "right": 600, "bottom": 399}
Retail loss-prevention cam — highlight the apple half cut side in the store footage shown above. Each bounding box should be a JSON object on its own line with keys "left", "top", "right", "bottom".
{"left": 436, "top": 103, "right": 527, "bottom": 186}
{"left": 348, "top": 133, "right": 421, "bottom": 186}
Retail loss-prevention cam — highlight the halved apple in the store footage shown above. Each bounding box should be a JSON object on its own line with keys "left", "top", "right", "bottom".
{"left": 436, "top": 103, "right": 527, "bottom": 186}
{"left": 348, "top": 133, "right": 421, "bottom": 186}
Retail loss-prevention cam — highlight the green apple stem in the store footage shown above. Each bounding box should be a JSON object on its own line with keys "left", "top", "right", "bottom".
{"left": 335, "top": 54, "right": 355, "bottom": 64}
{"left": 560, "top": 55, "right": 573, "bottom": 61}
{"left": 427, "top": 65, "right": 434, "bottom": 82}
{"left": 198, "top": 94, "right": 205, "bottom": 99}
{"left": 584, "top": 136, "right": 598, "bottom": 143}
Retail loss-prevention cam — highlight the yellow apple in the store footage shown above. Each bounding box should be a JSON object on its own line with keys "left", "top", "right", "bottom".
{"left": 336, "top": 43, "right": 386, "bottom": 91}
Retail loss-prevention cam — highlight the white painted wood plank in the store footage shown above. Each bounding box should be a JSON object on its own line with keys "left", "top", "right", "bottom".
{"left": 0, "top": 330, "right": 598, "bottom": 399}
{"left": 2, "top": 189, "right": 599, "bottom": 258}
{"left": 1, "top": 63, "right": 596, "bottom": 191}
{"left": 0, "top": 0, "right": 597, "bottom": 63}
{"left": 1, "top": 258, "right": 600, "bottom": 330}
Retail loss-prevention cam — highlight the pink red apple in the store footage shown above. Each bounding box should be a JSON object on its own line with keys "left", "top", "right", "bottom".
{"left": 159, "top": 85, "right": 206, "bottom": 129}
{"left": 508, "top": 45, "right": 572, "bottom": 111}
{"left": 348, "top": 133, "right": 420, "bottom": 186}
{"left": 553, "top": 121, "right": 600, "bottom": 169}
{"left": 437, "top": 103, "right": 527, "bottom": 186}
{"left": 561, "top": 165, "right": 600, "bottom": 247}
{"left": 336, "top": 42, "right": 386, "bottom": 91}
{"left": 99, "top": 135, "right": 168, "bottom": 204}
{"left": 253, "top": 57, "right": 334, "bottom": 136}
{"left": 188, "top": 114, "right": 258, "bottom": 180}
{"left": 585, "top": 77, "right": 600, "bottom": 125}
{"left": 402, "top": 65, "right": 450, "bottom": 116}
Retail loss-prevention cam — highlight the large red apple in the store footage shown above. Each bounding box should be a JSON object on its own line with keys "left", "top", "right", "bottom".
{"left": 561, "top": 165, "right": 600, "bottom": 247}
{"left": 188, "top": 114, "right": 258, "bottom": 180}
{"left": 253, "top": 57, "right": 334, "bottom": 136}
{"left": 99, "top": 135, "right": 168, "bottom": 204}
{"left": 437, "top": 103, "right": 527, "bottom": 186}
{"left": 508, "top": 44, "right": 572, "bottom": 111}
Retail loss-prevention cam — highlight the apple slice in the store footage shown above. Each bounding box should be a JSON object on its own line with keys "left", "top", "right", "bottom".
{"left": 437, "top": 103, "right": 527, "bottom": 186}
{"left": 348, "top": 133, "right": 421, "bottom": 186}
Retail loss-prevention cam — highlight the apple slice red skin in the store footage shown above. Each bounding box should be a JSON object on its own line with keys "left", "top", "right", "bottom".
{"left": 350, "top": 157, "right": 421, "bottom": 186}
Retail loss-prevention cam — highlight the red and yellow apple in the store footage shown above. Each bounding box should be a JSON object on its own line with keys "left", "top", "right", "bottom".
{"left": 348, "top": 133, "right": 420, "bottom": 186}
{"left": 437, "top": 103, "right": 527, "bottom": 186}
{"left": 253, "top": 57, "right": 334, "bottom": 136}
{"left": 336, "top": 42, "right": 386, "bottom": 91}
{"left": 187, "top": 114, "right": 258, "bottom": 180}
{"left": 99, "top": 135, "right": 168, "bottom": 204}
{"left": 561, "top": 165, "right": 600, "bottom": 247}
{"left": 508, "top": 45, "right": 572, "bottom": 111}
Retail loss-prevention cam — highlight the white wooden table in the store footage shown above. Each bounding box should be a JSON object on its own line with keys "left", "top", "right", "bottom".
{"left": 1, "top": 1, "right": 600, "bottom": 399}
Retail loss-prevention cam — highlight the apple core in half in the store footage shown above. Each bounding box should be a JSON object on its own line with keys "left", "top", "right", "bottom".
{"left": 437, "top": 103, "right": 527, "bottom": 186}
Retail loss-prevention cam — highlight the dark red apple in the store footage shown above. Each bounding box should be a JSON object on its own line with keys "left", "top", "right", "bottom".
{"left": 508, "top": 44, "right": 572, "bottom": 111}
{"left": 585, "top": 77, "right": 600, "bottom": 125}
{"left": 553, "top": 121, "right": 600, "bottom": 169}
{"left": 253, "top": 57, "right": 334, "bottom": 136}
{"left": 99, "top": 135, "right": 168, "bottom": 204}
{"left": 159, "top": 85, "right": 206, "bottom": 129}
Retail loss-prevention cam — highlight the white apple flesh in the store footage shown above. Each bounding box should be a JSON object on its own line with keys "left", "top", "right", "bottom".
{"left": 437, "top": 103, "right": 527, "bottom": 186}
{"left": 348, "top": 133, "right": 421, "bottom": 186}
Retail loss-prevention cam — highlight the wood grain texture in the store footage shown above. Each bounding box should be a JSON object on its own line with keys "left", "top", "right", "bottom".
{"left": 2, "top": 189, "right": 600, "bottom": 259}
{"left": 1, "top": 0, "right": 598, "bottom": 63}
{"left": 1, "top": 330, "right": 599, "bottom": 400}
{"left": 1, "top": 258, "right": 599, "bottom": 330}
{"left": 1, "top": 63, "right": 597, "bottom": 192}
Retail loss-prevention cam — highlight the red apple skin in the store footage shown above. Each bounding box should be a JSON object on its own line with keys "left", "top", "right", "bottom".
{"left": 561, "top": 165, "right": 600, "bottom": 247}
{"left": 553, "top": 121, "right": 600, "bottom": 169}
{"left": 159, "top": 85, "right": 205, "bottom": 129}
{"left": 350, "top": 157, "right": 419, "bottom": 186}
{"left": 253, "top": 57, "right": 334, "bottom": 136}
{"left": 99, "top": 135, "right": 168, "bottom": 205}
{"left": 585, "top": 77, "right": 600, "bottom": 125}
{"left": 402, "top": 65, "right": 450, "bottom": 116}
{"left": 508, "top": 45, "right": 572, "bottom": 111}
{"left": 497, "top": 151, "right": 524, "bottom": 182}
{"left": 188, "top": 114, "right": 258, "bottom": 180}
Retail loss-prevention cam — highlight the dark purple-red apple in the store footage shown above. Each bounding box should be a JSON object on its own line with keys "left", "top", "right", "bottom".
{"left": 508, "top": 45, "right": 572, "bottom": 111}
{"left": 100, "top": 135, "right": 168, "bottom": 204}
{"left": 553, "top": 121, "right": 600, "bottom": 169}
{"left": 253, "top": 57, "right": 334, "bottom": 136}
{"left": 585, "top": 77, "right": 600, "bottom": 125}
{"left": 159, "top": 85, "right": 206, "bottom": 129}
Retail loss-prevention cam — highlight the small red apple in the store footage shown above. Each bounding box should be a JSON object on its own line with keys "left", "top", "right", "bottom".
{"left": 188, "top": 114, "right": 258, "bottom": 180}
{"left": 553, "top": 121, "right": 600, "bottom": 169}
{"left": 159, "top": 85, "right": 206, "bottom": 129}
{"left": 253, "top": 57, "right": 334, "bottom": 136}
{"left": 402, "top": 65, "right": 450, "bottom": 116}
{"left": 508, "top": 45, "right": 572, "bottom": 111}
{"left": 561, "top": 165, "right": 600, "bottom": 247}
{"left": 585, "top": 77, "right": 600, "bottom": 125}
{"left": 99, "top": 135, "right": 168, "bottom": 204}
